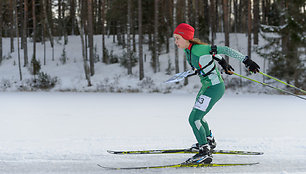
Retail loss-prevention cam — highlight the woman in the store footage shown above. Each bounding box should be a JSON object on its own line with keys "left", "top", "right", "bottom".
{"left": 173, "top": 23, "right": 260, "bottom": 164}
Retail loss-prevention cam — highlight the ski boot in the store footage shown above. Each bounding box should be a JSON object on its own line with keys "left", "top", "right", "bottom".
{"left": 185, "top": 144, "right": 212, "bottom": 164}
{"left": 207, "top": 135, "right": 217, "bottom": 150}
{"left": 190, "top": 143, "right": 200, "bottom": 152}
{"left": 190, "top": 133, "right": 216, "bottom": 152}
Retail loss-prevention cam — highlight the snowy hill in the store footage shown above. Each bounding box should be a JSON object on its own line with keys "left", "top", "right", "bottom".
{"left": 0, "top": 33, "right": 285, "bottom": 94}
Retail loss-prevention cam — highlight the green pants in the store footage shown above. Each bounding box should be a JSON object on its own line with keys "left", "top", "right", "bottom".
{"left": 188, "top": 82, "right": 225, "bottom": 145}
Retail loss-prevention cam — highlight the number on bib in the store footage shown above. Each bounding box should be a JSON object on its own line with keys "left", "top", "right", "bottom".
{"left": 194, "top": 95, "right": 211, "bottom": 112}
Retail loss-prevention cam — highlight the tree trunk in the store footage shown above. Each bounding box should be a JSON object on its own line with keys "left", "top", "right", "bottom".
{"left": 32, "top": 0, "right": 36, "bottom": 61}
{"left": 0, "top": 0, "right": 2, "bottom": 64}
{"left": 23, "top": 0, "right": 28, "bottom": 66}
{"left": 70, "top": 0, "right": 76, "bottom": 35}
{"left": 138, "top": 0, "right": 144, "bottom": 80}
{"left": 233, "top": 0, "right": 238, "bottom": 32}
{"left": 41, "top": 0, "right": 46, "bottom": 65}
{"left": 173, "top": 0, "right": 179, "bottom": 73}
{"left": 194, "top": 0, "right": 199, "bottom": 39}
{"left": 239, "top": 0, "right": 246, "bottom": 33}
{"left": 223, "top": 0, "right": 229, "bottom": 62}
{"left": 210, "top": 0, "right": 216, "bottom": 44}
{"left": 215, "top": 1, "right": 220, "bottom": 32}
{"left": 261, "top": 0, "right": 266, "bottom": 24}
{"left": 14, "top": 0, "right": 22, "bottom": 80}
{"left": 266, "top": 0, "right": 271, "bottom": 25}
{"left": 76, "top": 2, "right": 92, "bottom": 86}
{"left": 62, "top": 0, "right": 68, "bottom": 44}
{"left": 203, "top": 0, "right": 209, "bottom": 36}
{"left": 132, "top": 7, "right": 136, "bottom": 53}
{"left": 88, "top": 0, "right": 95, "bottom": 76}
{"left": 253, "top": 0, "right": 259, "bottom": 45}
{"left": 184, "top": 0, "right": 189, "bottom": 86}
{"left": 42, "top": 0, "right": 54, "bottom": 62}
{"left": 9, "top": 0, "right": 14, "bottom": 52}
{"left": 58, "top": 0, "right": 63, "bottom": 38}
{"left": 153, "top": 0, "right": 159, "bottom": 73}
{"left": 127, "top": 0, "right": 132, "bottom": 74}
{"left": 101, "top": 0, "right": 107, "bottom": 63}
{"left": 247, "top": 0, "right": 252, "bottom": 58}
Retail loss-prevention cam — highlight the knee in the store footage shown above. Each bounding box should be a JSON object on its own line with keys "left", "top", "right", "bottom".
{"left": 188, "top": 109, "right": 203, "bottom": 127}
{"left": 188, "top": 116, "right": 194, "bottom": 126}
{"left": 188, "top": 110, "right": 197, "bottom": 126}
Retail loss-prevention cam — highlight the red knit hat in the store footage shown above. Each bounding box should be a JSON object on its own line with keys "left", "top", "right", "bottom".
{"left": 173, "top": 23, "right": 195, "bottom": 40}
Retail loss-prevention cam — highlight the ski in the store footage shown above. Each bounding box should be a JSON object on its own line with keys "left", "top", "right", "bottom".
{"left": 107, "top": 148, "right": 263, "bottom": 155}
{"left": 98, "top": 162, "right": 259, "bottom": 170}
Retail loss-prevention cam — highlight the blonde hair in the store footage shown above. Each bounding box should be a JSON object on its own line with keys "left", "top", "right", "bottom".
{"left": 189, "top": 38, "right": 209, "bottom": 45}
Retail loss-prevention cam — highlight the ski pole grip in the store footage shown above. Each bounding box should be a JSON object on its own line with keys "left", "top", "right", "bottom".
{"left": 210, "top": 45, "right": 217, "bottom": 55}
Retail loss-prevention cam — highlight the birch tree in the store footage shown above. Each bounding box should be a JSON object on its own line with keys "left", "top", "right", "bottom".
{"left": 76, "top": 1, "right": 92, "bottom": 86}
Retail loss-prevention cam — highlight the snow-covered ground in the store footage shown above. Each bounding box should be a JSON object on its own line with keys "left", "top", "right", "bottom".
{"left": 0, "top": 92, "right": 305, "bottom": 174}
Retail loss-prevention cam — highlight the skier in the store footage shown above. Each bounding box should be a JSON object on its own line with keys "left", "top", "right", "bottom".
{"left": 173, "top": 23, "right": 260, "bottom": 164}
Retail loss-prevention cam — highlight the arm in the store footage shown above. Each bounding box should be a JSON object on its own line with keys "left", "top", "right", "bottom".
{"left": 215, "top": 46, "right": 260, "bottom": 73}
{"left": 216, "top": 46, "right": 245, "bottom": 62}
{"left": 213, "top": 55, "right": 234, "bottom": 75}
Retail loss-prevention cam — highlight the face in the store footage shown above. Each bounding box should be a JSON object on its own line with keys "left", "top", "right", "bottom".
{"left": 174, "top": 34, "right": 190, "bottom": 49}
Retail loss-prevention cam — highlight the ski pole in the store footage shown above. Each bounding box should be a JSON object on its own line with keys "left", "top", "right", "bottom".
{"left": 259, "top": 72, "right": 306, "bottom": 94}
{"left": 230, "top": 72, "right": 306, "bottom": 101}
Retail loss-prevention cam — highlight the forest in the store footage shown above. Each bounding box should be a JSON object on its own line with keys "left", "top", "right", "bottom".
{"left": 0, "top": 0, "right": 305, "bottom": 92}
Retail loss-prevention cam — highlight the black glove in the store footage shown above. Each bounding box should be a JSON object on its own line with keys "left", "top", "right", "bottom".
{"left": 218, "top": 58, "right": 234, "bottom": 75}
{"left": 243, "top": 56, "right": 260, "bottom": 73}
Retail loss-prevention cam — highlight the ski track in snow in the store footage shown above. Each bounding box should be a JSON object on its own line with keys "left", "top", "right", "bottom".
{"left": 0, "top": 92, "right": 306, "bottom": 174}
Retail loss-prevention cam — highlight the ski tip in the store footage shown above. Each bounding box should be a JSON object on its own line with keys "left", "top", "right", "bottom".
{"left": 244, "top": 162, "right": 260, "bottom": 165}
{"left": 249, "top": 151, "right": 264, "bottom": 155}
{"left": 247, "top": 162, "right": 260, "bottom": 166}
{"left": 97, "top": 164, "right": 106, "bottom": 168}
{"left": 97, "top": 164, "right": 117, "bottom": 170}
{"left": 107, "top": 150, "right": 115, "bottom": 154}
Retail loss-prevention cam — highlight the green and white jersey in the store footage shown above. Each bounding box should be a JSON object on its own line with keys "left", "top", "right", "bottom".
{"left": 184, "top": 44, "right": 246, "bottom": 87}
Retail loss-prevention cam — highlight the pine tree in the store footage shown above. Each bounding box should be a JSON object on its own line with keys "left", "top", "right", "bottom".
{"left": 257, "top": 0, "right": 306, "bottom": 91}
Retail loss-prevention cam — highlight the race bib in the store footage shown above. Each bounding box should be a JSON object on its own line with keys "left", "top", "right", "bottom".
{"left": 194, "top": 95, "right": 211, "bottom": 112}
